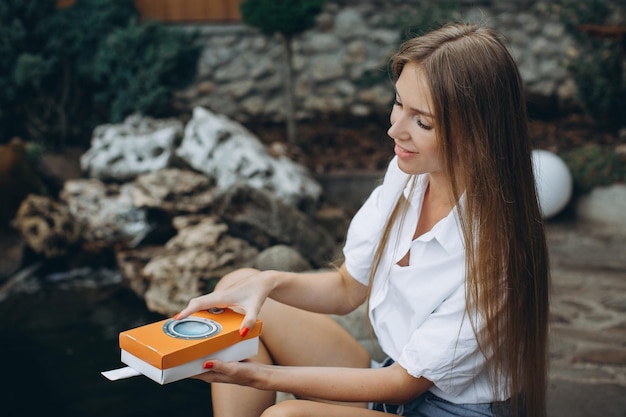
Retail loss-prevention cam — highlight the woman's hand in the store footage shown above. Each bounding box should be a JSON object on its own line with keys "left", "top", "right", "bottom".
{"left": 175, "top": 264, "right": 367, "bottom": 335}
{"left": 193, "top": 359, "right": 263, "bottom": 387}
{"left": 174, "top": 268, "right": 274, "bottom": 335}
{"left": 194, "top": 359, "right": 433, "bottom": 405}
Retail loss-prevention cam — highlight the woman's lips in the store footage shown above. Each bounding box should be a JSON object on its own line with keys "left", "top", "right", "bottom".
{"left": 394, "top": 143, "right": 417, "bottom": 158}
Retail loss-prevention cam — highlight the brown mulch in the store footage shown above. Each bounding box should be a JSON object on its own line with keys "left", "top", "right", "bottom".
{"left": 247, "top": 113, "right": 624, "bottom": 175}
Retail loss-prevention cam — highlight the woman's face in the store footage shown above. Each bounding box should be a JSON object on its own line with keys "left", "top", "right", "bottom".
{"left": 388, "top": 63, "right": 441, "bottom": 177}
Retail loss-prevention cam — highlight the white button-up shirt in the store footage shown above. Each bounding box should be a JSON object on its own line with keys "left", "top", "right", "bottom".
{"left": 343, "top": 156, "right": 507, "bottom": 404}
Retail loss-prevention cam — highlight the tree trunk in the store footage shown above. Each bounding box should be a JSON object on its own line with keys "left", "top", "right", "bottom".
{"left": 280, "top": 34, "right": 297, "bottom": 145}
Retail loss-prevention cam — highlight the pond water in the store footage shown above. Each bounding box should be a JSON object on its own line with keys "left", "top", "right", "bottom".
{"left": 0, "top": 267, "right": 214, "bottom": 417}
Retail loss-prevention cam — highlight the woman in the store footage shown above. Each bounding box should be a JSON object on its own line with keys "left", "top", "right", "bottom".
{"left": 175, "top": 22, "right": 550, "bottom": 417}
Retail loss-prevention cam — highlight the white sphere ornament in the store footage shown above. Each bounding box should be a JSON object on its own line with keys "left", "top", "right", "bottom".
{"left": 532, "top": 149, "right": 573, "bottom": 219}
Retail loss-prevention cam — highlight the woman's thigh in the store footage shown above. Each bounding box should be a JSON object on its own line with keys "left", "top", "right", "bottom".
{"left": 259, "top": 298, "right": 371, "bottom": 369}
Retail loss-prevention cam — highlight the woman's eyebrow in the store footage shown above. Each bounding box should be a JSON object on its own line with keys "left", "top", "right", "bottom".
{"left": 410, "top": 106, "right": 434, "bottom": 118}
{"left": 394, "top": 89, "right": 434, "bottom": 118}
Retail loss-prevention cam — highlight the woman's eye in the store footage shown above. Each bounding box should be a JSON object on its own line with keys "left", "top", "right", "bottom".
{"left": 393, "top": 97, "right": 433, "bottom": 130}
{"left": 416, "top": 118, "right": 433, "bottom": 131}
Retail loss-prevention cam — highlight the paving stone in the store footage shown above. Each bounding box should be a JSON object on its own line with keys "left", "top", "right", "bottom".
{"left": 547, "top": 381, "right": 626, "bottom": 417}
{"left": 572, "top": 349, "right": 626, "bottom": 366}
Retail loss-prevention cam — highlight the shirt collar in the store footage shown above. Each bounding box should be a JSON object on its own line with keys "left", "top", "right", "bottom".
{"left": 404, "top": 175, "right": 465, "bottom": 255}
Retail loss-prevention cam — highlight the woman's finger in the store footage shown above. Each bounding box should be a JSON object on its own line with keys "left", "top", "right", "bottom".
{"left": 174, "top": 293, "right": 220, "bottom": 319}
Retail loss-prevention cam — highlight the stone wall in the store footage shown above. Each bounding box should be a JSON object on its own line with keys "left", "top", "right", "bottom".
{"left": 174, "top": 0, "right": 580, "bottom": 124}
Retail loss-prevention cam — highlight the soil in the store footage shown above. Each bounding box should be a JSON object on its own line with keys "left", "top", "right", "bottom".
{"left": 247, "top": 113, "right": 625, "bottom": 175}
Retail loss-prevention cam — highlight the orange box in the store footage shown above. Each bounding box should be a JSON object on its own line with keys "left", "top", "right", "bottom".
{"left": 118, "top": 308, "right": 262, "bottom": 384}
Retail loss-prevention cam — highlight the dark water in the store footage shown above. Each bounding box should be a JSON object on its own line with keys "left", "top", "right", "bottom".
{"left": 0, "top": 268, "right": 213, "bottom": 417}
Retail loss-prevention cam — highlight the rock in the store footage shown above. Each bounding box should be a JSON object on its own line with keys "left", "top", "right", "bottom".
{"left": 253, "top": 245, "right": 312, "bottom": 272}
{"left": 59, "top": 179, "right": 152, "bottom": 252}
{"left": 176, "top": 107, "right": 322, "bottom": 209}
{"left": 165, "top": 215, "right": 227, "bottom": 250}
{"left": 110, "top": 177, "right": 334, "bottom": 312}
{"left": 80, "top": 114, "right": 184, "bottom": 181}
{"left": 576, "top": 184, "right": 626, "bottom": 234}
{"left": 131, "top": 168, "right": 217, "bottom": 214}
{"left": 0, "top": 231, "right": 25, "bottom": 282}
{"left": 115, "top": 245, "right": 163, "bottom": 298}
{"left": 38, "top": 146, "right": 83, "bottom": 193}
{"left": 0, "top": 138, "right": 45, "bottom": 229}
{"left": 215, "top": 184, "right": 336, "bottom": 268}
{"left": 13, "top": 194, "right": 80, "bottom": 258}
{"left": 79, "top": 108, "right": 322, "bottom": 210}
{"left": 312, "top": 204, "right": 352, "bottom": 247}
{"left": 141, "top": 215, "right": 258, "bottom": 315}
{"left": 310, "top": 54, "right": 345, "bottom": 81}
{"left": 334, "top": 9, "right": 366, "bottom": 39}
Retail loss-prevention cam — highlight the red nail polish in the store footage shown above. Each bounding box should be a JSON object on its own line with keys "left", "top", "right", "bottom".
{"left": 172, "top": 313, "right": 181, "bottom": 320}
{"left": 239, "top": 327, "right": 249, "bottom": 337}
{"left": 203, "top": 361, "right": 214, "bottom": 369}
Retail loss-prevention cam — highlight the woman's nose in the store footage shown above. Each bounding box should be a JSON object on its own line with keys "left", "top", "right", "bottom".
{"left": 388, "top": 116, "right": 408, "bottom": 141}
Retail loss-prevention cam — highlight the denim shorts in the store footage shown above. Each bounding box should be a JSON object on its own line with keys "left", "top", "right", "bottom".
{"left": 371, "top": 359, "right": 512, "bottom": 417}
{"left": 373, "top": 391, "right": 512, "bottom": 417}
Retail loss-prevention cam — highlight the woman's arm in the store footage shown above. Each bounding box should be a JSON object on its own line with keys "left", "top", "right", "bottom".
{"left": 176, "top": 264, "right": 368, "bottom": 333}
{"left": 198, "top": 359, "right": 433, "bottom": 405}
{"left": 264, "top": 264, "right": 368, "bottom": 315}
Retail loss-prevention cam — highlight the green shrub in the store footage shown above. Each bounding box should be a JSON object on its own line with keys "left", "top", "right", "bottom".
{"left": 557, "top": 0, "right": 626, "bottom": 130}
{"left": 0, "top": 0, "right": 56, "bottom": 140}
{"left": 92, "top": 20, "right": 200, "bottom": 122}
{"left": 240, "top": 0, "right": 325, "bottom": 39}
{"left": 561, "top": 144, "right": 626, "bottom": 193}
{"left": 0, "top": 0, "right": 200, "bottom": 148}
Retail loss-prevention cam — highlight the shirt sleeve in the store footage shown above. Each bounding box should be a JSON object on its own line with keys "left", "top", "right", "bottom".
{"left": 343, "top": 157, "right": 408, "bottom": 285}
{"left": 397, "top": 283, "right": 487, "bottom": 398}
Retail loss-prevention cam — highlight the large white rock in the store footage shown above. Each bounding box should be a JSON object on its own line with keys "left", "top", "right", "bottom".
{"left": 81, "top": 108, "right": 323, "bottom": 208}
{"left": 60, "top": 179, "right": 151, "bottom": 250}
{"left": 176, "top": 107, "right": 322, "bottom": 207}
{"left": 80, "top": 114, "right": 184, "bottom": 181}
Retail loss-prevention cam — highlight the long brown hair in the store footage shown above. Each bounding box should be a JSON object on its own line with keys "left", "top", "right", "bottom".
{"left": 370, "top": 23, "right": 550, "bottom": 417}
